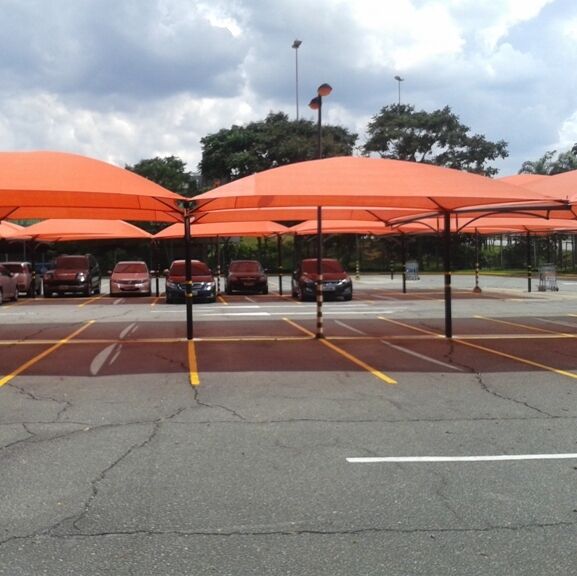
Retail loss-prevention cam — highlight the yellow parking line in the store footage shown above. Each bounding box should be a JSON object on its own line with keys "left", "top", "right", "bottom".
{"left": 78, "top": 295, "right": 103, "bottom": 307}
{"left": 187, "top": 340, "right": 200, "bottom": 386}
{"left": 0, "top": 321, "right": 95, "bottom": 388}
{"left": 283, "top": 318, "right": 397, "bottom": 385}
{"left": 218, "top": 295, "right": 228, "bottom": 305}
{"left": 378, "top": 316, "right": 577, "bottom": 381}
{"left": 474, "top": 315, "right": 575, "bottom": 337}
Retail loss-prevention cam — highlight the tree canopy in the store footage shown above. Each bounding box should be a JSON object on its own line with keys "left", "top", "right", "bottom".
{"left": 199, "top": 112, "right": 358, "bottom": 185}
{"left": 518, "top": 149, "right": 577, "bottom": 175}
{"left": 363, "top": 104, "right": 508, "bottom": 177}
{"left": 126, "top": 155, "right": 198, "bottom": 197}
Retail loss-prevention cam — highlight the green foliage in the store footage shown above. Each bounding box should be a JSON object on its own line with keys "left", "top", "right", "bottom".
{"left": 126, "top": 155, "right": 198, "bottom": 197}
{"left": 199, "top": 112, "right": 358, "bottom": 185}
{"left": 363, "top": 104, "right": 508, "bottom": 176}
{"left": 518, "top": 149, "right": 577, "bottom": 175}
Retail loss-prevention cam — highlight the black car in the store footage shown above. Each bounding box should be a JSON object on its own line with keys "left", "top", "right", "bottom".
{"left": 225, "top": 260, "right": 268, "bottom": 295}
{"left": 43, "top": 254, "right": 101, "bottom": 297}
{"left": 165, "top": 259, "right": 216, "bottom": 303}
{"left": 291, "top": 258, "right": 353, "bottom": 301}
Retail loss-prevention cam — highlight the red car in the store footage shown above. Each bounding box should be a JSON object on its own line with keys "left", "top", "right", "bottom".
{"left": 225, "top": 260, "right": 268, "bottom": 294}
{"left": 109, "top": 261, "right": 151, "bottom": 296}
{"left": 0, "top": 264, "right": 19, "bottom": 304}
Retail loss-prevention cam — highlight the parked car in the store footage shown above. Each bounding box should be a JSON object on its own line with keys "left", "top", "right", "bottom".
{"left": 2, "top": 262, "right": 42, "bottom": 296}
{"left": 165, "top": 259, "right": 216, "bottom": 304}
{"left": 0, "top": 264, "right": 19, "bottom": 304}
{"left": 291, "top": 258, "right": 353, "bottom": 301}
{"left": 43, "top": 254, "right": 101, "bottom": 297}
{"left": 109, "top": 261, "right": 151, "bottom": 297}
{"left": 225, "top": 260, "right": 268, "bottom": 295}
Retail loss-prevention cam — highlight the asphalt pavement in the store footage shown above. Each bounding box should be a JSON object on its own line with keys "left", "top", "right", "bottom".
{"left": 1, "top": 274, "right": 577, "bottom": 575}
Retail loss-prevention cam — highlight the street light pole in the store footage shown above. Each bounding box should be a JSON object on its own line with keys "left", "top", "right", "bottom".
{"left": 308, "top": 83, "right": 332, "bottom": 159}
{"left": 394, "top": 75, "right": 404, "bottom": 108}
{"left": 292, "top": 39, "right": 302, "bottom": 120}
{"left": 308, "top": 83, "right": 332, "bottom": 339}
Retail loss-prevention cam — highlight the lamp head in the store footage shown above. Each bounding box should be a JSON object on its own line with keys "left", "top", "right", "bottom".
{"left": 308, "top": 96, "right": 321, "bottom": 110}
{"left": 292, "top": 39, "right": 302, "bottom": 49}
{"left": 394, "top": 75, "right": 404, "bottom": 82}
{"left": 317, "top": 83, "right": 332, "bottom": 97}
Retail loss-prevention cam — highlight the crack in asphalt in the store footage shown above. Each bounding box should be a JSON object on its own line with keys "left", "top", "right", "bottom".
{"left": 1, "top": 520, "right": 575, "bottom": 545}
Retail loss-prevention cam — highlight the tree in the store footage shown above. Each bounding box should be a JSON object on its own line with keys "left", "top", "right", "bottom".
{"left": 199, "top": 112, "right": 357, "bottom": 185}
{"left": 126, "top": 155, "right": 198, "bottom": 197}
{"left": 519, "top": 149, "right": 577, "bottom": 175}
{"left": 363, "top": 104, "right": 508, "bottom": 177}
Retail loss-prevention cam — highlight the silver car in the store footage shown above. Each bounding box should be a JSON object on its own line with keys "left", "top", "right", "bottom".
{"left": 0, "top": 264, "right": 18, "bottom": 304}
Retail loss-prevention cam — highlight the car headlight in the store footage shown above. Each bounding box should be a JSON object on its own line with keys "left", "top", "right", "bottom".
{"left": 76, "top": 272, "right": 86, "bottom": 281}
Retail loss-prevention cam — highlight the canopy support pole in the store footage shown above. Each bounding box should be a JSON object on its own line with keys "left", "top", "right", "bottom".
{"left": 184, "top": 208, "right": 193, "bottom": 341}
{"left": 316, "top": 206, "right": 324, "bottom": 339}
{"left": 527, "top": 231, "right": 532, "bottom": 293}
{"left": 443, "top": 212, "right": 453, "bottom": 338}
{"left": 216, "top": 236, "right": 221, "bottom": 294}
{"left": 277, "top": 234, "right": 283, "bottom": 295}
{"left": 473, "top": 230, "right": 482, "bottom": 293}
{"left": 401, "top": 235, "right": 407, "bottom": 294}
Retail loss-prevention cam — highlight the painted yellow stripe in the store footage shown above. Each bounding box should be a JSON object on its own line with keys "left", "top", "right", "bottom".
{"left": 78, "top": 295, "right": 103, "bottom": 308}
{"left": 454, "top": 338, "right": 577, "bottom": 380}
{"left": 379, "top": 316, "right": 577, "bottom": 381}
{"left": 218, "top": 295, "right": 228, "bottom": 305}
{"left": 474, "top": 315, "right": 575, "bottom": 337}
{"left": 150, "top": 296, "right": 162, "bottom": 307}
{"left": 187, "top": 340, "right": 200, "bottom": 387}
{"left": 0, "top": 321, "right": 95, "bottom": 388}
{"left": 283, "top": 318, "right": 396, "bottom": 385}
{"left": 378, "top": 316, "right": 444, "bottom": 338}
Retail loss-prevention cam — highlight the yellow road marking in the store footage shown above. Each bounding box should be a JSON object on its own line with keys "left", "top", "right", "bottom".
{"left": 187, "top": 340, "right": 200, "bottom": 386}
{"left": 283, "top": 318, "right": 397, "bottom": 385}
{"left": 78, "top": 295, "right": 103, "bottom": 307}
{"left": 474, "top": 315, "right": 575, "bottom": 337}
{"left": 378, "top": 316, "right": 577, "bottom": 381}
{"left": 150, "top": 296, "right": 162, "bottom": 307}
{"left": 218, "top": 295, "right": 228, "bottom": 305}
{"left": 0, "top": 321, "right": 95, "bottom": 388}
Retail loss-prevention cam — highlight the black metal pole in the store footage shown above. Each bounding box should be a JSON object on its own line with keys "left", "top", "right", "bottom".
{"left": 316, "top": 206, "right": 324, "bottom": 339}
{"left": 216, "top": 236, "right": 221, "bottom": 294}
{"left": 277, "top": 234, "right": 283, "bottom": 295}
{"left": 184, "top": 209, "right": 193, "bottom": 341}
{"left": 443, "top": 212, "right": 452, "bottom": 338}
{"left": 401, "top": 235, "right": 407, "bottom": 294}
{"left": 527, "top": 231, "right": 532, "bottom": 293}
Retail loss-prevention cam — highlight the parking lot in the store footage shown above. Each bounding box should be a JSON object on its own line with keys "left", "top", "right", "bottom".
{"left": 2, "top": 273, "right": 577, "bottom": 575}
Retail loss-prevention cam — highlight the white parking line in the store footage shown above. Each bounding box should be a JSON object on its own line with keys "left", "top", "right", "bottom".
{"left": 335, "top": 320, "right": 367, "bottom": 335}
{"left": 381, "top": 341, "right": 463, "bottom": 371}
{"left": 347, "top": 454, "right": 577, "bottom": 463}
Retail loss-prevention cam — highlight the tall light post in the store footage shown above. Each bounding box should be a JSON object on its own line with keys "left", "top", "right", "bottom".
{"left": 308, "top": 83, "right": 332, "bottom": 338}
{"left": 308, "top": 82, "right": 332, "bottom": 159}
{"left": 394, "top": 75, "right": 404, "bottom": 107}
{"left": 292, "top": 39, "right": 302, "bottom": 120}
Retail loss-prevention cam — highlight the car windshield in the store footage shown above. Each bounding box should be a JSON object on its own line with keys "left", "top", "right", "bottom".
{"left": 302, "top": 260, "right": 345, "bottom": 274}
{"left": 114, "top": 262, "right": 148, "bottom": 274}
{"left": 55, "top": 256, "right": 88, "bottom": 269}
{"left": 171, "top": 261, "right": 211, "bottom": 276}
{"left": 229, "top": 261, "right": 262, "bottom": 273}
{"left": 3, "top": 263, "right": 24, "bottom": 273}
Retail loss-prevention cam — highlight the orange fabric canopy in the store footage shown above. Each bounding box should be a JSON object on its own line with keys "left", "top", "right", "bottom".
{"left": 0, "top": 220, "right": 25, "bottom": 239}
{"left": 193, "top": 157, "right": 564, "bottom": 213}
{"left": 155, "top": 221, "right": 289, "bottom": 239}
{"left": 9, "top": 219, "right": 152, "bottom": 241}
{"left": 0, "top": 151, "right": 185, "bottom": 222}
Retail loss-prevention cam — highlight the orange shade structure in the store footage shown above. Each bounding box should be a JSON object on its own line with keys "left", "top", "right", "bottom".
{"left": 9, "top": 219, "right": 152, "bottom": 242}
{"left": 155, "top": 221, "right": 289, "bottom": 240}
{"left": 0, "top": 220, "right": 25, "bottom": 239}
{"left": 193, "top": 157, "right": 564, "bottom": 213}
{"left": 0, "top": 151, "right": 185, "bottom": 222}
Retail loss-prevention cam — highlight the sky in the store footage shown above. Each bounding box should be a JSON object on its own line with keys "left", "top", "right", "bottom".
{"left": 1, "top": 0, "right": 576, "bottom": 177}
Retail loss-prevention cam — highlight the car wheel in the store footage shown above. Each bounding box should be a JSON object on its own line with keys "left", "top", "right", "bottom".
{"left": 262, "top": 285, "right": 269, "bottom": 295}
{"left": 0, "top": 289, "right": 3, "bottom": 305}
{"left": 297, "top": 285, "right": 305, "bottom": 302}
{"left": 13, "top": 289, "right": 18, "bottom": 302}
{"left": 225, "top": 285, "right": 232, "bottom": 295}
{"left": 344, "top": 293, "right": 353, "bottom": 301}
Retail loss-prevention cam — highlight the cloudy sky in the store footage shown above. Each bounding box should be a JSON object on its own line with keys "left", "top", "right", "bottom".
{"left": 1, "top": 0, "right": 576, "bottom": 177}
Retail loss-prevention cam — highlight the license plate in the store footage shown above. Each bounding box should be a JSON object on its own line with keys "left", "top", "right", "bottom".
{"left": 323, "top": 285, "right": 335, "bottom": 291}
{"left": 192, "top": 290, "right": 198, "bottom": 296}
